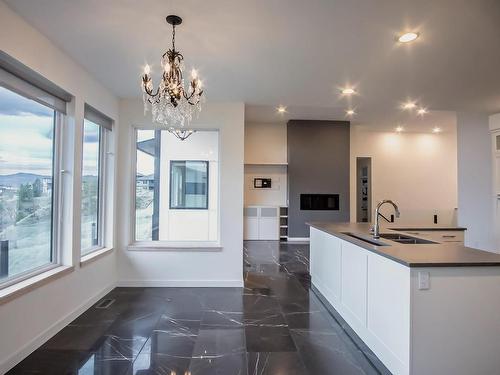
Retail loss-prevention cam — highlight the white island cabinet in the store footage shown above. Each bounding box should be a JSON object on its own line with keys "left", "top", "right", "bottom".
{"left": 310, "top": 226, "right": 500, "bottom": 375}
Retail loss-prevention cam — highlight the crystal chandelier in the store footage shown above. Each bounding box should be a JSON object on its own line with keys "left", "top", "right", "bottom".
{"left": 141, "top": 15, "right": 204, "bottom": 140}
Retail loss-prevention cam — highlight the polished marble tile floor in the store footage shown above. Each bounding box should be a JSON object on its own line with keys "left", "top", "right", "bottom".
{"left": 8, "top": 241, "right": 381, "bottom": 374}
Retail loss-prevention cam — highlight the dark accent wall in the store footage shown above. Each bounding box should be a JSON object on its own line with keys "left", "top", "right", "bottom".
{"left": 287, "top": 120, "right": 350, "bottom": 237}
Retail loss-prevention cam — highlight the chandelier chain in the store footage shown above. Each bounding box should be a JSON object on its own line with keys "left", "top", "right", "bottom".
{"left": 172, "top": 24, "right": 176, "bottom": 51}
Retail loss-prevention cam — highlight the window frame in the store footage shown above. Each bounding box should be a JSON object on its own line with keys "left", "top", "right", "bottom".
{"left": 0, "top": 106, "right": 64, "bottom": 290}
{"left": 80, "top": 119, "right": 110, "bottom": 256}
{"left": 169, "top": 160, "right": 209, "bottom": 210}
{"left": 130, "top": 127, "right": 221, "bottom": 249}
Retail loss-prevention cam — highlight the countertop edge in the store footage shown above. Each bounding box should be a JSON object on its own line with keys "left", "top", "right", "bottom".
{"left": 307, "top": 222, "right": 500, "bottom": 268}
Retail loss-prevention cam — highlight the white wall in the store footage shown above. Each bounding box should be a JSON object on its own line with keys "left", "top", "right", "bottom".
{"left": 0, "top": 1, "right": 119, "bottom": 372}
{"left": 457, "top": 112, "right": 496, "bottom": 252}
{"left": 244, "top": 122, "right": 287, "bottom": 164}
{"left": 350, "top": 123, "right": 458, "bottom": 226}
{"left": 244, "top": 122, "right": 287, "bottom": 207}
{"left": 117, "top": 99, "right": 244, "bottom": 287}
{"left": 159, "top": 131, "right": 219, "bottom": 241}
{"left": 244, "top": 164, "right": 287, "bottom": 206}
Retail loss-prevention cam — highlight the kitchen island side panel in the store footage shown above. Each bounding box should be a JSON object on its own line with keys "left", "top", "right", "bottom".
{"left": 410, "top": 267, "right": 500, "bottom": 375}
{"left": 310, "top": 227, "right": 411, "bottom": 375}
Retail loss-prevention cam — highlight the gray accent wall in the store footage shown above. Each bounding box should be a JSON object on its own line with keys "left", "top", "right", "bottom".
{"left": 287, "top": 120, "right": 350, "bottom": 237}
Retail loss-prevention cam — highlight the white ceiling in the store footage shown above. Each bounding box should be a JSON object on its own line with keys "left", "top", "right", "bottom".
{"left": 5, "top": 0, "right": 500, "bottom": 125}
{"left": 245, "top": 105, "right": 456, "bottom": 132}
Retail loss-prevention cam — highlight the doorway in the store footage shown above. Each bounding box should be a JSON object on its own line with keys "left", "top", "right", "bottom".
{"left": 356, "top": 157, "right": 372, "bottom": 223}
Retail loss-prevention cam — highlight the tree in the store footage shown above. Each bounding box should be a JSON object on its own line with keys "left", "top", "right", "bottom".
{"left": 33, "top": 178, "right": 43, "bottom": 197}
{"left": 81, "top": 177, "right": 98, "bottom": 216}
{"left": 16, "top": 184, "right": 34, "bottom": 221}
{"left": 18, "top": 183, "right": 33, "bottom": 202}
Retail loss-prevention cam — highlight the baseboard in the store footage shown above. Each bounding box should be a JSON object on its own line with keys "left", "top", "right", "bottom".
{"left": 116, "top": 279, "right": 244, "bottom": 288}
{"left": 287, "top": 237, "right": 310, "bottom": 242}
{"left": 0, "top": 282, "right": 116, "bottom": 374}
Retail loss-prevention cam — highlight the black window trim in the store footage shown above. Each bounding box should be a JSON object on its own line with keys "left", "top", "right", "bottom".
{"left": 169, "top": 160, "right": 209, "bottom": 210}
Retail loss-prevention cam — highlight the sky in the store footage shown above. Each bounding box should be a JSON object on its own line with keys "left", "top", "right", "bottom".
{"left": 137, "top": 129, "right": 155, "bottom": 176}
{"left": 0, "top": 86, "right": 99, "bottom": 176}
{"left": 82, "top": 119, "right": 99, "bottom": 176}
{"left": 0, "top": 86, "right": 54, "bottom": 176}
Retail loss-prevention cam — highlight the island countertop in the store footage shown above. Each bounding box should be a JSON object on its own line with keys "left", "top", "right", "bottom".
{"left": 308, "top": 222, "right": 500, "bottom": 267}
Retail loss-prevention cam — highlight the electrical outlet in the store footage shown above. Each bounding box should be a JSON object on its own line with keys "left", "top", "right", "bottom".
{"left": 418, "top": 271, "right": 430, "bottom": 290}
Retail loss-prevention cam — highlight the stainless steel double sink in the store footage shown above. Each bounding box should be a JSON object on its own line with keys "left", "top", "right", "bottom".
{"left": 342, "top": 232, "right": 438, "bottom": 246}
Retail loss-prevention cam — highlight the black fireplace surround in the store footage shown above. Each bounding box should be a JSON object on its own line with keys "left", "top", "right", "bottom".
{"left": 300, "top": 194, "right": 340, "bottom": 211}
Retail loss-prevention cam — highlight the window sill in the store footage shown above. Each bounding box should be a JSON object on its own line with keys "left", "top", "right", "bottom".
{"left": 127, "top": 242, "right": 222, "bottom": 252}
{"left": 0, "top": 265, "right": 74, "bottom": 305}
{"left": 80, "top": 247, "right": 114, "bottom": 267}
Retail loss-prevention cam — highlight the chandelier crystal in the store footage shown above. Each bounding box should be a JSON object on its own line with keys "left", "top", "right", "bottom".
{"left": 141, "top": 15, "right": 204, "bottom": 140}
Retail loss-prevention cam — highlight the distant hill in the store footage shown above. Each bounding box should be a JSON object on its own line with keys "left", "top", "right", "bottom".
{"left": 0, "top": 173, "right": 49, "bottom": 187}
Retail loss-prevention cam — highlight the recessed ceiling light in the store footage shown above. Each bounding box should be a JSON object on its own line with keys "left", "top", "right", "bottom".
{"left": 341, "top": 87, "right": 356, "bottom": 95}
{"left": 398, "top": 32, "right": 419, "bottom": 43}
{"left": 396, "top": 126, "right": 404, "bottom": 133}
{"left": 346, "top": 109, "right": 355, "bottom": 116}
{"left": 417, "top": 107, "right": 428, "bottom": 116}
{"left": 402, "top": 101, "right": 417, "bottom": 110}
{"left": 432, "top": 127, "right": 441, "bottom": 133}
{"left": 277, "top": 105, "right": 287, "bottom": 114}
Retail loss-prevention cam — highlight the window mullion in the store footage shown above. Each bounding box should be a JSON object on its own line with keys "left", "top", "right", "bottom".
{"left": 53, "top": 112, "right": 64, "bottom": 265}
{"left": 98, "top": 127, "right": 106, "bottom": 248}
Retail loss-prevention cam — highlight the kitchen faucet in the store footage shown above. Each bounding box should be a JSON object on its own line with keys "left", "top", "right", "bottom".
{"left": 373, "top": 200, "right": 400, "bottom": 239}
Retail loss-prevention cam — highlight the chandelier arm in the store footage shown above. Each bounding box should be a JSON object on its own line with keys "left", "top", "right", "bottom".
{"left": 185, "top": 93, "right": 199, "bottom": 104}
{"left": 143, "top": 82, "right": 160, "bottom": 98}
{"left": 148, "top": 96, "right": 161, "bottom": 105}
{"left": 183, "top": 89, "right": 195, "bottom": 101}
{"left": 182, "top": 85, "right": 203, "bottom": 104}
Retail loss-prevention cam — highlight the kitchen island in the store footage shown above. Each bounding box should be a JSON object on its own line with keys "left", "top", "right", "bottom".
{"left": 309, "top": 222, "right": 500, "bottom": 375}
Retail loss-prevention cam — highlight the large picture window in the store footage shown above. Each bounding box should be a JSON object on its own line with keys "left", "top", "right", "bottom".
{"left": 170, "top": 161, "right": 208, "bottom": 209}
{"left": 134, "top": 129, "right": 219, "bottom": 243}
{"left": 0, "top": 86, "right": 58, "bottom": 283}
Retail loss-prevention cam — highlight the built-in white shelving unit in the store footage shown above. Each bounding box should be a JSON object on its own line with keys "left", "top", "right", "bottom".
{"left": 279, "top": 206, "right": 288, "bottom": 241}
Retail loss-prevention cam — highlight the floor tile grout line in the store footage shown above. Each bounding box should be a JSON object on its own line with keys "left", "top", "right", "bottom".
{"left": 311, "top": 288, "right": 385, "bottom": 375}
{"left": 128, "top": 304, "right": 171, "bottom": 369}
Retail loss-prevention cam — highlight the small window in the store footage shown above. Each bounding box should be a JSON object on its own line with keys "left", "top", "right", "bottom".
{"left": 81, "top": 119, "right": 101, "bottom": 253}
{"left": 81, "top": 105, "right": 112, "bottom": 255}
{"left": 170, "top": 161, "right": 208, "bottom": 209}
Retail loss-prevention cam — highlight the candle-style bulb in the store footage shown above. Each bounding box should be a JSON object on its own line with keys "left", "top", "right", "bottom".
{"left": 144, "top": 64, "right": 151, "bottom": 75}
{"left": 191, "top": 68, "right": 198, "bottom": 79}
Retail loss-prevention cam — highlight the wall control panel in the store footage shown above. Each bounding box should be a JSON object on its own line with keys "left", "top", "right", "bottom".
{"left": 418, "top": 271, "right": 430, "bottom": 290}
{"left": 254, "top": 178, "right": 272, "bottom": 188}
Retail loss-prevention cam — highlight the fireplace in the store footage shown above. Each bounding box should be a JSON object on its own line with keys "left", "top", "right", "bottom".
{"left": 300, "top": 194, "right": 340, "bottom": 211}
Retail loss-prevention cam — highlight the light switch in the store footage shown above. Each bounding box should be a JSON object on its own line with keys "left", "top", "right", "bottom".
{"left": 418, "top": 271, "right": 430, "bottom": 290}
